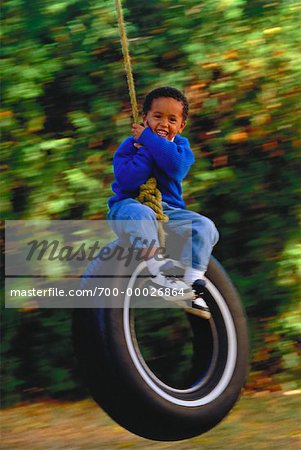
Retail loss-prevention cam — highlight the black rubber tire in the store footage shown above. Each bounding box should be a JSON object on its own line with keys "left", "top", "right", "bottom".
{"left": 73, "top": 244, "right": 249, "bottom": 441}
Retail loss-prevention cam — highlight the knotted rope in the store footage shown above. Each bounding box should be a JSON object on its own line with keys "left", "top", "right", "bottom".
{"left": 135, "top": 178, "right": 168, "bottom": 248}
{"left": 115, "top": 0, "right": 167, "bottom": 248}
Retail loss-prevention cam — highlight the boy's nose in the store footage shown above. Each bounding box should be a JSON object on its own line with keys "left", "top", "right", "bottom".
{"left": 160, "top": 118, "right": 168, "bottom": 127}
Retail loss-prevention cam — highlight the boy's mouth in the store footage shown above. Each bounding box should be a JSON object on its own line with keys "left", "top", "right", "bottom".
{"left": 156, "top": 129, "right": 169, "bottom": 138}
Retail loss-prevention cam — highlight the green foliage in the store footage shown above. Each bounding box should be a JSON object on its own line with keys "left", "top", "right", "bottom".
{"left": 1, "top": 0, "right": 300, "bottom": 404}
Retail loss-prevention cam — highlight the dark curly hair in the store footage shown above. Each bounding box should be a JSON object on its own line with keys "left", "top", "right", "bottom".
{"left": 142, "top": 86, "right": 189, "bottom": 121}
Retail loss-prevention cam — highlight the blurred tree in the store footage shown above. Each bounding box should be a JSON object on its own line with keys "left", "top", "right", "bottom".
{"left": 1, "top": 0, "right": 300, "bottom": 404}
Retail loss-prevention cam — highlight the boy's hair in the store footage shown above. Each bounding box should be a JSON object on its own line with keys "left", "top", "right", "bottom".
{"left": 142, "top": 86, "right": 189, "bottom": 121}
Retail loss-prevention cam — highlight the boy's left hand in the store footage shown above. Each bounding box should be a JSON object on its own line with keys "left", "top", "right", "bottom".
{"left": 132, "top": 123, "right": 145, "bottom": 140}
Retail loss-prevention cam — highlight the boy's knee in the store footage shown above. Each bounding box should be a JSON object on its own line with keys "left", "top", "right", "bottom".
{"left": 128, "top": 204, "right": 157, "bottom": 221}
{"left": 211, "top": 221, "right": 219, "bottom": 246}
{"left": 193, "top": 216, "right": 219, "bottom": 245}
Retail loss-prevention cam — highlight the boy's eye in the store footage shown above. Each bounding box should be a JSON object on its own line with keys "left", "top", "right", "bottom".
{"left": 169, "top": 118, "right": 177, "bottom": 123}
{"left": 154, "top": 115, "right": 161, "bottom": 119}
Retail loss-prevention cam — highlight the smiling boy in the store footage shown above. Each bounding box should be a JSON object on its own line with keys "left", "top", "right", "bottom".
{"left": 133, "top": 95, "right": 186, "bottom": 141}
{"left": 107, "top": 87, "right": 219, "bottom": 318}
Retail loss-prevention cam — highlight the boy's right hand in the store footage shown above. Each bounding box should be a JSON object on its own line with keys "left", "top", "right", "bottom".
{"left": 132, "top": 123, "right": 145, "bottom": 140}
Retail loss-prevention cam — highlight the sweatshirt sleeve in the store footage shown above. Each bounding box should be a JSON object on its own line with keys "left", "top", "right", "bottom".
{"left": 137, "top": 127, "right": 195, "bottom": 180}
{"left": 113, "top": 137, "right": 153, "bottom": 191}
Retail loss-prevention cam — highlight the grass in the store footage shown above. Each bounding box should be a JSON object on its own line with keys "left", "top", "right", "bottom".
{"left": 1, "top": 391, "right": 300, "bottom": 449}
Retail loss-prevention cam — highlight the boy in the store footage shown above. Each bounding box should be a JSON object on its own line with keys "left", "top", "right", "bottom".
{"left": 107, "top": 87, "right": 219, "bottom": 317}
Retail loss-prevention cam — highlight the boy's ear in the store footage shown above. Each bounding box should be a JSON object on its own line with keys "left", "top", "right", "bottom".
{"left": 142, "top": 113, "right": 147, "bottom": 126}
{"left": 179, "top": 121, "right": 187, "bottom": 134}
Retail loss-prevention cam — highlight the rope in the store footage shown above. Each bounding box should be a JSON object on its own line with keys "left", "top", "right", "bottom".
{"left": 135, "top": 178, "right": 169, "bottom": 248}
{"left": 114, "top": 0, "right": 167, "bottom": 248}
{"left": 115, "top": 0, "right": 139, "bottom": 123}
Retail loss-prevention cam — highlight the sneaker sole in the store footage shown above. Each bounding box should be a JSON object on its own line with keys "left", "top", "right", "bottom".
{"left": 162, "top": 290, "right": 195, "bottom": 302}
{"left": 184, "top": 306, "right": 211, "bottom": 320}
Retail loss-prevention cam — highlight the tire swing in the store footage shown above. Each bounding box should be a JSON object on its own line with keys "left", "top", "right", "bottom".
{"left": 73, "top": 0, "right": 249, "bottom": 441}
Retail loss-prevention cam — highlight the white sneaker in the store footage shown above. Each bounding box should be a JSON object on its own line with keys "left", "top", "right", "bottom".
{"left": 191, "top": 297, "right": 211, "bottom": 319}
{"left": 188, "top": 279, "right": 211, "bottom": 319}
{"left": 150, "top": 273, "right": 194, "bottom": 301}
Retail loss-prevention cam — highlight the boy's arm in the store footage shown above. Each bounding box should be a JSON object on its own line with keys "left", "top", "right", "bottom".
{"left": 137, "top": 127, "right": 195, "bottom": 180}
{"left": 113, "top": 138, "right": 153, "bottom": 190}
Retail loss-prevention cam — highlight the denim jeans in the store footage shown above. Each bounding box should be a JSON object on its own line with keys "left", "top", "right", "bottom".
{"left": 107, "top": 198, "right": 219, "bottom": 271}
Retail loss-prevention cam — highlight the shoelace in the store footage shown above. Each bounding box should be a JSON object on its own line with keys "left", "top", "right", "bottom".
{"left": 150, "top": 274, "right": 177, "bottom": 284}
{"left": 160, "top": 273, "right": 191, "bottom": 290}
{"left": 152, "top": 272, "right": 184, "bottom": 286}
{"left": 164, "top": 275, "right": 177, "bottom": 284}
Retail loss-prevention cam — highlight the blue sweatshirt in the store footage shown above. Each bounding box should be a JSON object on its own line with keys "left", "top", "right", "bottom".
{"left": 108, "top": 127, "right": 195, "bottom": 210}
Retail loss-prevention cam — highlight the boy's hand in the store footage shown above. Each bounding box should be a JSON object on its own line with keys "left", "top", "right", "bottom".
{"left": 132, "top": 123, "right": 145, "bottom": 140}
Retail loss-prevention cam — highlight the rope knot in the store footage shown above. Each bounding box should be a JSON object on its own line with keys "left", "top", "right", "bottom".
{"left": 136, "top": 177, "right": 168, "bottom": 247}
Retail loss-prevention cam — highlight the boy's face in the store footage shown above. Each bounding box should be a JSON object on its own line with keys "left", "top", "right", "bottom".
{"left": 142, "top": 97, "right": 186, "bottom": 141}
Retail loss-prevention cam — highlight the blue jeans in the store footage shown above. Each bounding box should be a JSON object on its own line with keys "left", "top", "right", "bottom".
{"left": 107, "top": 198, "right": 219, "bottom": 271}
